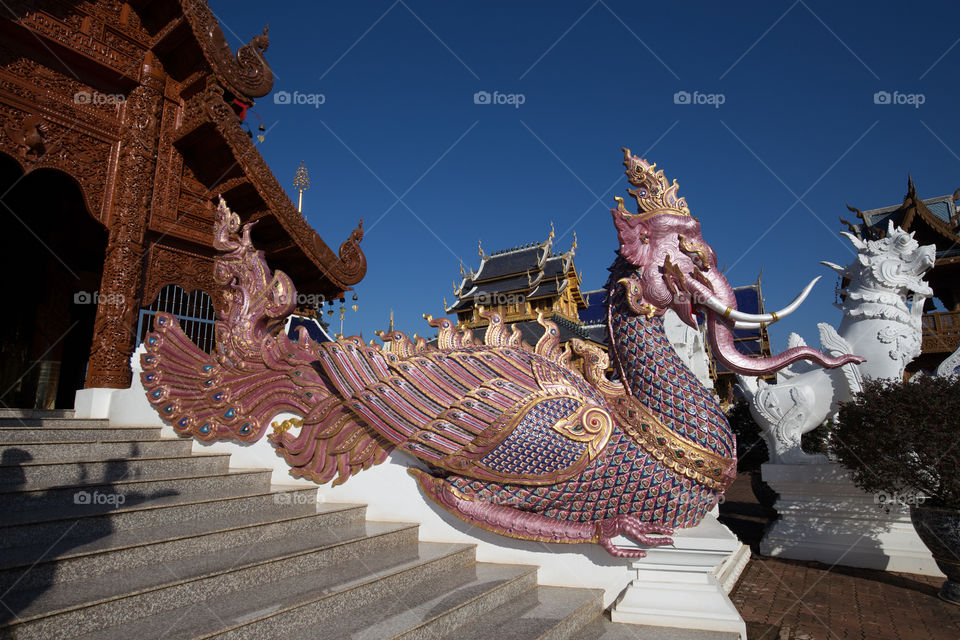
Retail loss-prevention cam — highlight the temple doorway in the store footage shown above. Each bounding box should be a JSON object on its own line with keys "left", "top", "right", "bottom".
{"left": 0, "top": 155, "right": 107, "bottom": 409}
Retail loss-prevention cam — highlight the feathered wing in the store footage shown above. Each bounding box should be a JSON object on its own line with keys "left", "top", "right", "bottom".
{"left": 272, "top": 314, "right": 617, "bottom": 487}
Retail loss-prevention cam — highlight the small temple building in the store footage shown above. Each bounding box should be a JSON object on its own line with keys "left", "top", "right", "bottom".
{"left": 844, "top": 178, "right": 960, "bottom": 374}
{"left": 445, "top": 226, "right": 606, "bottom": 349}
{"left": 0, "top": 0, "right": 366, "bottom": 409}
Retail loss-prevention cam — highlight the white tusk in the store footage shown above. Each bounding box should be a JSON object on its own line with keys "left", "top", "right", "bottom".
{"left": 701, "top": 276, "right": 821, "bottom": 324}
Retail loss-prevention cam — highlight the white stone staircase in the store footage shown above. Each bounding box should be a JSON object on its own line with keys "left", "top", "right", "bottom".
{"left": 0, "top": 409, "right": 739, "bottom": 639}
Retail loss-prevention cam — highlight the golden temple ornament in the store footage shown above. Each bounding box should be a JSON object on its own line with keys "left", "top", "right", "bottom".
{"left": 294, "top": 161, "right": 310, "bottom": 213}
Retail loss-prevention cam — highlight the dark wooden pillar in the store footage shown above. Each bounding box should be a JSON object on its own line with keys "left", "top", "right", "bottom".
{"left": 85, "top": 54, "right": 164, "bottom": 389}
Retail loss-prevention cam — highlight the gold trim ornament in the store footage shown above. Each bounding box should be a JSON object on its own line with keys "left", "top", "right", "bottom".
{"left": 620, "top": 147, "right": 690, "bottom": 220}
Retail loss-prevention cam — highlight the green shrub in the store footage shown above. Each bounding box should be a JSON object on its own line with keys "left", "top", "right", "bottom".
{"left": 832, "top": 376, "right": 960, "bottom": 509}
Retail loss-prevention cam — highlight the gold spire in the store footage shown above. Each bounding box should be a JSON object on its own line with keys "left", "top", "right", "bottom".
{"left": 294, "top": 162, "right": 310, "bottom": 213}
{"left": 478, "top": 239, "right": 487, "bottom": 258}
{"left": 547, "top": 221, "right": 555, "bottom": 243}
{"left": 570, "top": 231, "right": 578, "bottom": 254}
{"left": 389, "top": 308, "right": 394, "bottom": 332}
{"left": 443, "top": 296, "right": 448, "bottom": 310}
{"left": 459, "top": 260, "right": 465, "bottom": 275}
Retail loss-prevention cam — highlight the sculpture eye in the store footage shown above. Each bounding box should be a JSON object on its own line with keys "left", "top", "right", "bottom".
{"left": 678, "top": 235, "right": 709, "bottom": 270}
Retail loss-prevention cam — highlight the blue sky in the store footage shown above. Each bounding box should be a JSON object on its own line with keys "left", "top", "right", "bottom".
{"left": 209, "top": 0, "right": 960, "bottom": 351}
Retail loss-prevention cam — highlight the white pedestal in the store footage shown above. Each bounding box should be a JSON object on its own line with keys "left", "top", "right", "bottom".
{"left": 760, "top": 462, "right": 944, "bottom": 576}
{"left": 74, "top": 345, "right": 167, "bottom": 430}
{"left": 611, "top": 514, "right": 748, "bottom": 639}
{"left": 73, "top": 388, "right": 116, "bottom": 419}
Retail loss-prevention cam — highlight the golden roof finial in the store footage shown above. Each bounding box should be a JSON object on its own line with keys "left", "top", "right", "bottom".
{"left": 294, "top": 162, "right": 310, "bottom": 213}
{"left": 548, "top": 221, "right": 555, "bottom": 242}
{"left": 389, "top": 308, "right": 394, "bottom": 332}
{"left": 478, "top": 239, "right": 486, "bottom": 258}
{"left": 443, "top": 296, "right": 448, "bottom": 310}
{"left": 570, "top": 231, "right": 578, "bottom": 254}
{"left": 459, "top": 260, "right": 465, "bottom": 275}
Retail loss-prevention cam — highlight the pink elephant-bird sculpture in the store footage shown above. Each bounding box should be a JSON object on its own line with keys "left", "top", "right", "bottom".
{"left": 141, "top": 149, "right": 862, "bottom": 557}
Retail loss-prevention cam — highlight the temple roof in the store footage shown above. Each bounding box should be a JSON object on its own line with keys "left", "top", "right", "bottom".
{"left": 472, "top": 245, "right": 548, "bottom": 283}
{"left": 448, "top": 227, "right": 580, "bottom": 313}
{"left": 144, "top": 0, "right": 367, "bottom": 297}
{"left": 527, "top": 278, "right": 568, "bottom": 300}
{"left": 846, "top": 177, "right": 960, "bottom": 254}
{"left": 579, "top": 289, "right": 608, "bottom": 325}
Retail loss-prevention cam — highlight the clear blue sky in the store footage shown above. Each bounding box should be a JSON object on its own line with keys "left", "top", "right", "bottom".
{"left": 209, "top": 0, "right": 960, "bottom": 350}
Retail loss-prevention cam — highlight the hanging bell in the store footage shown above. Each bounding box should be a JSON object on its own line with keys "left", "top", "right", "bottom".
{"left": 351, "top": 305, "right": 358, "bottom": 312}
{"left": 352, "top": 293, "right": 358, "bottom": 301}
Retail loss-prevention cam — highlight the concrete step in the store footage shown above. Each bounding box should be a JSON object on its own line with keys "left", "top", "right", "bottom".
{"left": 437, "top": 585, "right": 604, "bottom": 640}
{"left": 0, "top": 467, "right": 273, "bottom": 519}
{"left": 571, "top": 615, "right": 742, "bottom": 640}
{"left": 0, "top": 417, "right": 112, "bottom": 428}
{"left": 0, "top": 501, "right": 373, "bottom": 592}
{"left": 0, "top": 439, "right": 193, "bottom": 462}
{"left": 0, "top": 409, "right": 75, "bottom": 419}
{"left": 75, "top": 542, "right": 486, "bottom": 640}
{"left": 3, "top": 519, "right": 420, "bottom": 640}
{"left": 0, "top": 485, "right": 323, "bottom": 549}
{"left": 0, "top": 451, "right": 232, "bottom": 490}
{"left": 278, "top": 561, "right": 540, "bottom": 640}
{"left": 0, "top": 426, "right": 161, "bottom": 442}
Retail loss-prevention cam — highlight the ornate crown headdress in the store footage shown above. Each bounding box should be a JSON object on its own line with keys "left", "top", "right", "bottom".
{"left": 615, "top": 147, "right": 690, "bottom": 219}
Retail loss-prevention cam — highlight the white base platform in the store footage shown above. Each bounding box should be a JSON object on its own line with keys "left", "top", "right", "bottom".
{"left": 760, "top": 462, "right": 944, "bottom": 577}
{"left": 611, "top": 515, "right": 748, "bottom": 639}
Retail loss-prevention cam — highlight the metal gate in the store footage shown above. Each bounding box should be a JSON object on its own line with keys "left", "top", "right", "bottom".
{"left": 137, "top": 285, "right": 217, "bottom": 353}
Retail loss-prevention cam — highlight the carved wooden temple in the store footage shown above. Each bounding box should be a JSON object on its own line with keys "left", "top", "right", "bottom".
{"left": 0, "top": 0, "right": 366, "bottom": 409}
{"left": 446, "top": 227, "right": 605, "bottom": 348}
{"left": 845, "top": 178, "right": 960, "bottom": 374}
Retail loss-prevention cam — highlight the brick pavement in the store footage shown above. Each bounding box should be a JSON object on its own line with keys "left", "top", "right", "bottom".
{"left": 721, "top": 474, "right": 960, "bottom": 639}
{"left": 731, "top": 555, "right": 959, "bottom": 639}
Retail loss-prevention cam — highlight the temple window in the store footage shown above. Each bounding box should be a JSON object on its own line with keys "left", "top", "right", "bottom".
{"left": 137, "top": 285, "right": 217, "bottom": 353}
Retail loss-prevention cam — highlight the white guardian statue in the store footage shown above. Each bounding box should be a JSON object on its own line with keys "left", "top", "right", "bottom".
{"left": 739, "top": 221, "right": 935, "bottom": 464}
